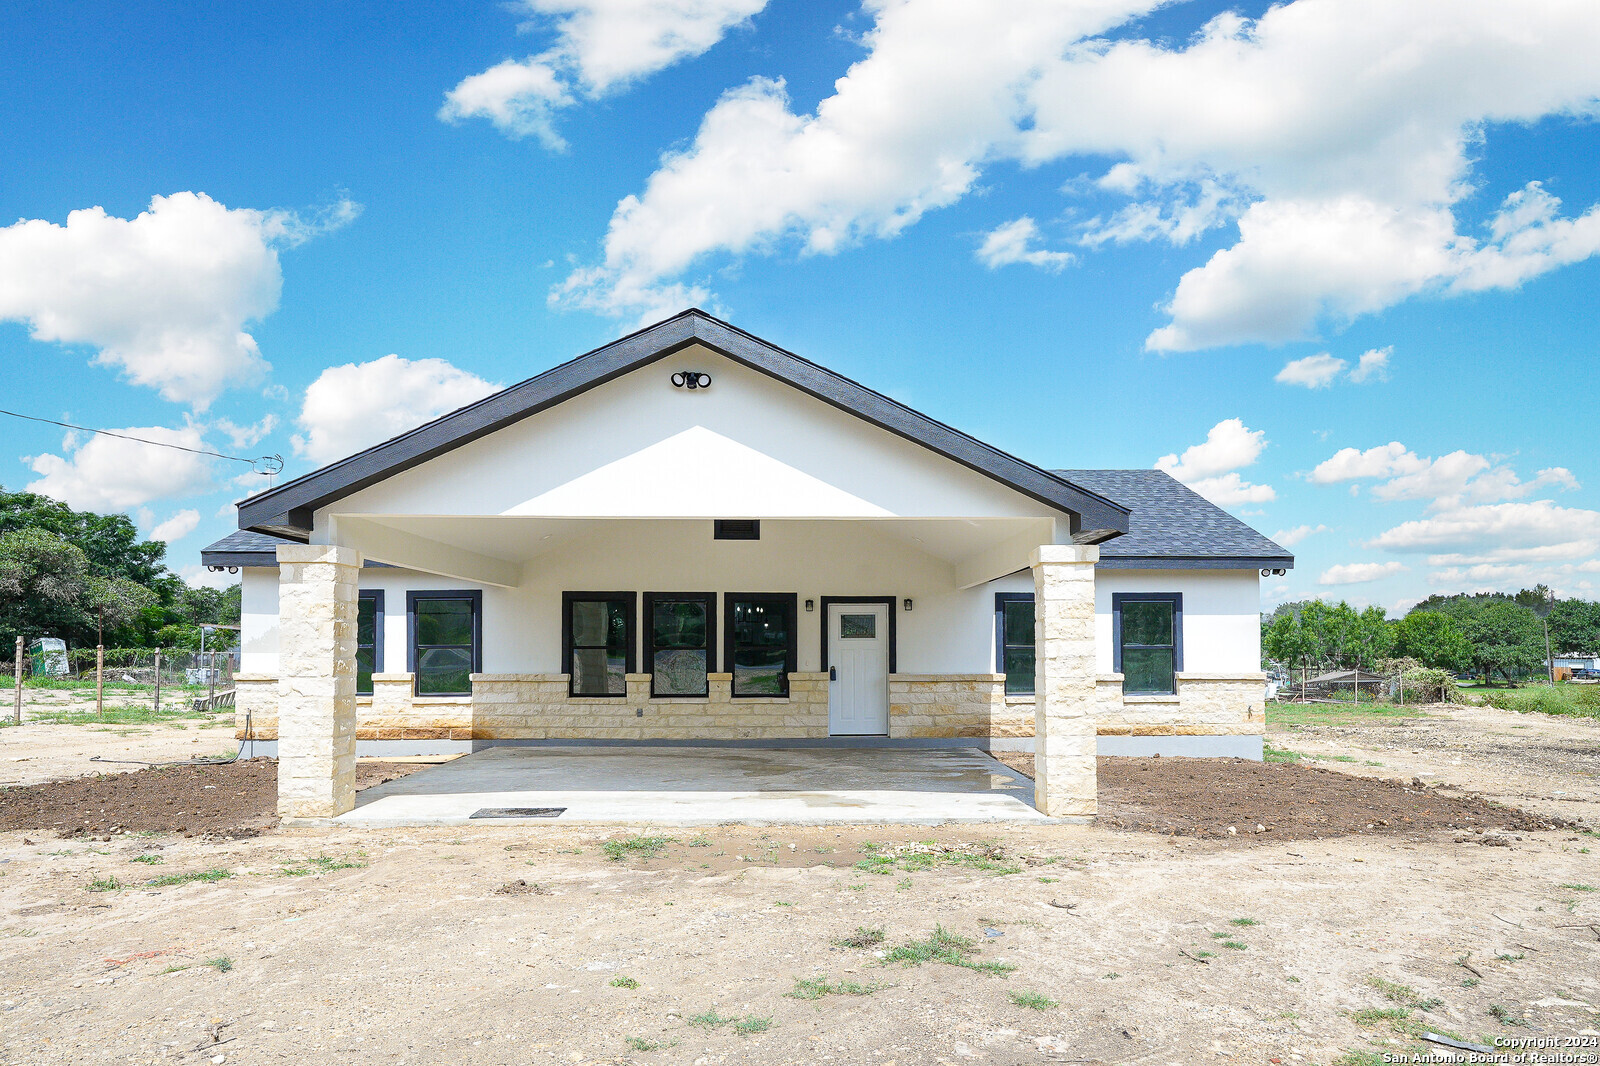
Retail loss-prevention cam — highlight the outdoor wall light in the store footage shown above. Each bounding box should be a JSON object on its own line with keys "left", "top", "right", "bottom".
{"left": 805, "top": 599, "right": 814, "bottom": 612}
{"left": 1260, "top": 568, "right": 1287, "bottom": 577}
{"left": 671, "top": 371, "right": 712, "bottom": 389}
{"left": 903, "top": 598, "right": 913, "bottom": 611}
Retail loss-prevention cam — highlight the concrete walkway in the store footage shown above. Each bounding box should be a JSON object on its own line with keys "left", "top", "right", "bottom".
{"left": 336, "top": 745, "right": 1051, "bottom": 825}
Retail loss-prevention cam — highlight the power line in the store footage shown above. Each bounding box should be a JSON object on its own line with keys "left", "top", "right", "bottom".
{"left": 0, "top": 407, "right": 284, "bottom": 475}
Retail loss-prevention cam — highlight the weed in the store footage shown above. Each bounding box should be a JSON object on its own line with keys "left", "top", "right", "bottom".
{"left": 1210, "top": 931, "right": 1232, "bottom": 939}
{"left": 834, "top": 926, "right": 885, "bottom": 949}
{"left": 1038, "top": 876, "right": 1058, "bottom": 884}
{"left": 1462, "top": 977, "right": 1480, "bottom": 988}
{"left": 602, "top": 835, "right": 674, "bottom": 862}
{"left": 1332, "top": 1053, "right": 1386, "bottom": 1066}
{"left": 159, "top": 964, "right": 190, "bottom": 975}
{"left": 1488, "top": 1004, "right": 1528, "bottom": 1027}
{"left": 279, "top": 855, "right": 364, "bottom": 877}
{"left": 129, "top": 854, "right": 164, "bottom": 865}
{"left": 1102, "top": 972, "right": 1120, "bottom": 980}
{"left": 625, "top": 1037, "right": 662, "bottom": 1051}
{"left": 1561, "top": 883, "right": 1595, "bottom": 892}
{"left": 1008, "top": 990, "right": 1057, "bottom": 1009}
{"left": 688, "top": 1010, "right": 735, "bottom": 1029}
{"left": 204, "top": 957, "right": 233, "bottom": 973}
{"left": 1194, "top": 951, "right": 1215, "bottom": 959}
{"left": 896, "top": 878, "right": 912, "bottom": 891}
{"left": 145, "top": 868, "right": 232, "bottom": 888}
{"left": 1368, "top": 976, "right": 1442, "bottom": 1011}
{"left": 1229, "top": 917, "right": 1258, "bottom": 927}
{"left": 1263, "top": 744, "right": 1304, "bottom": 763}
{"left": 87, "top": 876, "right": 122, "bottom": 893}
{"left": 1350, "top": 1007, "right": 1409, "bottom": 1025}
{"left": 774, "top": 901, "right": 794, "bottom": 907}
{"left": 686, "top": 836, "right": 712, "bottom": 847}
{"left": 787, "top": 976, "right": 884, "bottom": 1000}
{"left": 733, "top": 1016, "right": 772, "bottom": 1036}
{"left": 1219, "top": 940, "right": 1248, "bottom": 950}
{"left": 1493, "top": 953, "right": 1524, "bottom": 963}
{"left": 883, "top": 925, "right": 1015, "bottom": 976}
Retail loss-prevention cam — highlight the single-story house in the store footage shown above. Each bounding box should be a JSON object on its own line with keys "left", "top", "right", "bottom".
{"left": 1554, "top": 654, "right": 1600, "bottom": 672}
{"left": 202, "top": 310, "right": 1292, "bottom": 820}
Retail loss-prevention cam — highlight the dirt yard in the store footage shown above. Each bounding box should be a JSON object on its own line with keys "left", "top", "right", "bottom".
{"left": 0, "top": 705, "right": 1596, "bottom": 1065}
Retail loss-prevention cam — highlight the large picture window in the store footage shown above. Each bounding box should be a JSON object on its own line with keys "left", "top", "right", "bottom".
{"left": 724, "top": 594, "right": 797, "bottom": 697}
{"left": 563, "top": 592, "right": 635, "bottom": 697}
{"left": 994, "top": 593, "right": 1034, "bottom": 695}
{"left": 406, "top": 591, "right": 482, "bottom": 697}
{"left": 644, "top": 593, "right": 715, "bottom": 697}
{"left": 1113, "top": 593, "right": 1183, "bottom": 695}
{"left": 356, "top": 590, "right": 384, "bottom": 696}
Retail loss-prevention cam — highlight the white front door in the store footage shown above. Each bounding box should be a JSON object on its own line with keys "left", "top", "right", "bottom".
{"left": 827, "top": 603, "right": 889, "bottom": 736}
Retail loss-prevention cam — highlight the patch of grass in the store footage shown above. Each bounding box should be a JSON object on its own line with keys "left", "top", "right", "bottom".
{"left": 1560, "top": 882, "right": 1595, "bottom": 891}
{"left": 204, "top": 957, "right": 233, "bottom": 973}
{"left": 1037, "top": 876, "right": 1058, "bottom": 884}
{"left": 624, "top": 1037, "right": 663, "bottom": 1051}
{"left": 686, "top": 836, "right": 712, "bottom": 848}
{"left": 1218, "top": 940, "right": 1248, "bottom": 950}
{"left": 145, "top": 867, "right": 232, "bottom": 888}
{"left": 1462, "top": 977, "right": 1480, "bottom": 988}
{"left": 159, "top": 964, "right": 190, "bottom": 975}
{"left": 129, "top": 853, "right": 164, "bottom": 865}
{"left": 23, "top": 704, "right": 221, "bottom": 727}
{"left": 87, "top": 875, "right": 122, "bottom": 893}
{"left": 851, "top": 841, "right": 1019, "bottom": 877}
{"left": 601, "top": 835, "right": 675, "bottom": 862}
{"left": 1368, "top": 976, "right": 1442, "bottom": 1011}
{"left": 1493, "top": 953, "right": 1524, "bottom": 963}
{"left": 1008, "top": 990, "right": 1057, "bottom": 1009}
{"left": 1332, "top": 1052, "right": 1386, "bottom": 1066}
{"left": 279, "top": 854, "right": 365, "bottom": 877}
{"left": 787, "top": 976, "right": 884, "bottom": 1000}
{"left": 733, "top": 1016, "right": 772, "bottom": 1036}
{"left": 688, "top": 1009, "right": 735, "bottom": 1029}
{"left": 1268, "top": 702, "right": 1429, "bottom": 730}
{"left": 610, "top": 975, "right": 639, "bottom": 989}
{"left": 1488, "top": 1004, "right": 1528, "bottom": 1027}
{"left": 1263, "top": 744, "right": 1304, "bottom": 763}
{"left": 1229, "top": 917, "right": 1258, "bottom": 927}
{"left": 1476, "top": 683, "right": 1600, "bottom": 721}
{"left": 833, "top": 925, "right": 885, "bottom": 949}
{"left": 883, "top": 925, "right": 1015, "bottom": 976}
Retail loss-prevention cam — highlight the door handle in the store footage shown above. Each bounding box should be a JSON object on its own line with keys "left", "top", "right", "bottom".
{"left": 829, "top": 666, "right": 837, "bottom": 681}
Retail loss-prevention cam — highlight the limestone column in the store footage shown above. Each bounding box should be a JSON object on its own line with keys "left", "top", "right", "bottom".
{"left": 275, "top": 544, "right": 362, "bottom": 818}
{"left": 1031, "top": 544, "right": 1098, "bottom": 817}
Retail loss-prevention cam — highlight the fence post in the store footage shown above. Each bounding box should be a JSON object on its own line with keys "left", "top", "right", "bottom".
{"left": 96, "top": 645, "right": 104, "bottom": 719}
{"left": 153, "top": 648, "right": 162, "bottom": 715}
{"left": 12, "top": 636, "right": 21, "bottom": 726}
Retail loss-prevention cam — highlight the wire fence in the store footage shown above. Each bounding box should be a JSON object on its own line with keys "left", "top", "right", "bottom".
{"left": 3, "top": 645, "right": 237, "bottom": 725}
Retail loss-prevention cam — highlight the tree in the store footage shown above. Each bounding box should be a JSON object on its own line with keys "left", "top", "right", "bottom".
{"left": 1427, "top": 599, "right": 1546, "bottom": 682}
{"left": 1263, "top": 612, "right": 1315, "bottom": 693}
{"left": 1547, "top": 598, "right": 1600, "bottom": 656}
{"left": 0, "top": 528, "right": 96, "bottom": 645}
{"left": 0, "top": 489, "right": 166, "bottom": 585}
{"left": 1392, "top": 611, "right": 1473, "bottom": 671}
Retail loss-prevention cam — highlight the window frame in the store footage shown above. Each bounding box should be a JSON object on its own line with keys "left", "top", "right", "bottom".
{"left": 819, "top": 595, "right": 898, "bottom": 674}
{"left": 993, "top": 592, "right": 1035, "bottom": 696}
{"left": 561, "top": 591, "right": 636, "bottom": 698}
{"left": 643, "top": 592, "right": 717, "bottom": 698}
{"left": 356, "top": 590, "right": 384, "bottom": 697}
{"left": 1111, "top": 592, "right": 1183, "bottom": 695}
{"left": 723, "top": 593, "right": 798, "bottom": 698}
{"left": 405, "top": 590, "right": 483, "bottom": 698}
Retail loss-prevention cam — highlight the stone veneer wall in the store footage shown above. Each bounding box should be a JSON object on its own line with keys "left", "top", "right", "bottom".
{"left": 234, "top": 670, "right": 1263, "bottom": 740}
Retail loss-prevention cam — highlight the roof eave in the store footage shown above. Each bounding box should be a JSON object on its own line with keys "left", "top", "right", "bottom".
{"left": 1096, "top": 554, "right": 1296, "bottom": 571}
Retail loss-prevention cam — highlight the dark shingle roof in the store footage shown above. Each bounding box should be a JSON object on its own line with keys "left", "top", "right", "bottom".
{"left": 199, "top": 529, "right": 299, "bottom": 567}
{"left": 1053, "top": 470, "right": 1293, "bottom": 569}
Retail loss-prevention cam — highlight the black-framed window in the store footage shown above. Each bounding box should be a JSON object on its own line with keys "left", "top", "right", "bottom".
{"left": 994, "top": 593, "right": 1034, "bottom": 695}
{"left": 644, "top": 592, "right": 716, "bottom": 697}
{"left": 724, "top": 594, "right": 797, "bottom": 697}
{"left": 406, "top": 591, "right": 482, "bottom": 697}
{"left": 1113, "top": 593, "right": 1183, "bottom": 695}
{"left": 356, "top": 590, "right": 384, "bottom": 696}
{"left": 562, "top": 592, "right": 635, "bottom": 697}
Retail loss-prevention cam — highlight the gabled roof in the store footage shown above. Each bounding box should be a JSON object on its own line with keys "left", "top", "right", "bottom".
{"left": 1055, "top": 470, "right": 1293, "bottom": 570}
{"left": 236, "top": 309, "right": 1130, "bottom": 541}
{"left": 204, "top": 468, "right": 1294, "bottom": 571}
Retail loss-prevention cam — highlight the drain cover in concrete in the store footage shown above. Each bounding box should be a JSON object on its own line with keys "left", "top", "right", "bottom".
{"left": 469, "top": 807, "right": 566, "bottom": 819}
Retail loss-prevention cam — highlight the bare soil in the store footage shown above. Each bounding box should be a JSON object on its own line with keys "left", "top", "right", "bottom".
{"left": 0, "top": 716, "right": 238, "bottom": 788}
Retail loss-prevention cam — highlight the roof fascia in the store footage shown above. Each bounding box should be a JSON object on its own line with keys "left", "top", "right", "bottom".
{"left": 1097, "top": 555, "right": 1295, "bottom": 571}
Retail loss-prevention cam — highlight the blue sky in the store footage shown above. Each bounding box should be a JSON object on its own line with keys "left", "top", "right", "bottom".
{"left": 2, "top": 0, "right": 1598, "bottom": 610}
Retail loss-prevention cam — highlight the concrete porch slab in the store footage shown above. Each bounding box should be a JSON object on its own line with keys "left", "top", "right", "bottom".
{"left": 335, "top": 745, "right": 1055, "bottom": 826}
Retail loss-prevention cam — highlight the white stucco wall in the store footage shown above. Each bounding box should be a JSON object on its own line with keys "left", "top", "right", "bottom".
{"left": 239, "top": 566, "right": 280, "bottom": 674}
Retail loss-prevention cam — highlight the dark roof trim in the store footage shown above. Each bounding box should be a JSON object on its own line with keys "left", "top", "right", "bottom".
{"left": 198, "top": 549, "right": 276, "bottom": 569}
{"left": 236, "top": 310, "right": 1129, "bottom": 539}
{"left": 1096, "top": 555, "right": 1294, "bottom": 571}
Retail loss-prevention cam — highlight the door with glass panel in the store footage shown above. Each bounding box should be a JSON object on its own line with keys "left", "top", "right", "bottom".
{"left": 826, "top": 603, "right": 889, "bottom": 736}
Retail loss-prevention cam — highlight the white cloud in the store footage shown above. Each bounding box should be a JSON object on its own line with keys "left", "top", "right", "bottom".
{"left": 1310, "top": 441, "right": 1424, "bottom": 484}
{"left": 1155, "top": 417, "right": 1274, "bottom": 506}
{"left": 441, "top": 0, "right": 767, "bottom": 147}
{"left": 975, "top": 217, "right": 1073, "bottom": 272}
{"left": 1319, "top": 561, "right": 1408, "bottom": 585}
{"left": 1275, "top": 352, "right": 1346, "bottom": 389}
{"left": 1349, "top": 346, "right": 1390, "bottom": 383}
{"left": 293, "top": 354, "right": 501, "bottom": 465}
{"left": 1370, "top": 450, "right": 1491, "bottom": 503}
{"left": 0, "top": 192, "right": 358, "bottom": 410}
{"left": 150, "top": 509, "right": 200, "bottom": 544}
{"left": 1271, "top": 523, "right": 1326, "bottom": 548}
{"left": 556, "top": 0, "right": 1600, "bottom": 335}
{"left": 213, "top": 414, "right": 278, "bottom": 450}
{"left": 1368, "top": 500, "right": 1600, "bottom": 557}
{"left": 1310, "top": 441, "right": 1580, "bottom": 508}
{"left": 25, "top": 425, "right": 214, "bottom": 510}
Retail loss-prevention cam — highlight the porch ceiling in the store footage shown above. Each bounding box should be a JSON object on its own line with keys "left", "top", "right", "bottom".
{"left": 327, "top": 514, "right": 1054, "bottom": 587}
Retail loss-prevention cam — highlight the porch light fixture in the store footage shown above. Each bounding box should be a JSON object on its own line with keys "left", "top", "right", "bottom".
{"left": 671, "top": 371, "right": 712, "bottom": 389}
{"left": 805, "top": 599, "right": 814, "bottom": 612}
{"left": 903, "top": 598, "right": 913, "bottom": 611}
{"left": 1260, "top": 568, "right": 1286, "bottom": 577}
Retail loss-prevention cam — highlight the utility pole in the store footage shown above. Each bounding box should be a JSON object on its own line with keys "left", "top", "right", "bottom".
{"left": 12, "top": 636, "right": 22, "bottom": 726}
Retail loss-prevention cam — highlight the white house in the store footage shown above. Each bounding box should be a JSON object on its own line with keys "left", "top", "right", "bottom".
{"left": 202, "top": 310, "right": 1292, "bottom": 820}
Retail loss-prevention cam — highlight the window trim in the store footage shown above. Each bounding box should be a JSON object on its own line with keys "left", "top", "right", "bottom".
{"left": 643, "top": 592, "right": 717, "bottom": 698}
{"left": 356, "top": 589, "right": 384, "bottom": 697}
{"left": 723, "top": 593, "right": 798, "bottom": 698}
{"left": 819, "top": 596, "right": 897, "bottom": 674}
{"left": 561, "top": 591, "right": 637, "bottom": 698}
{"left": 1111, "top": 592, "right": 1183, "bottom": 694}
{"left": 405, "top": 590, "right": 483, "bottom": 698}
{"left": 993, "top": 592, "right": 1034, "bottom": 696}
